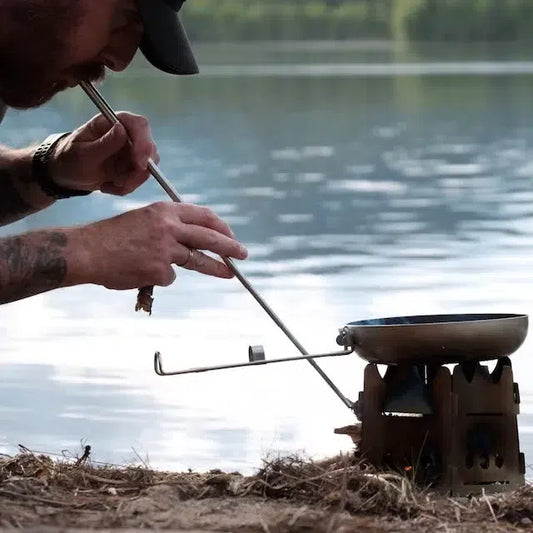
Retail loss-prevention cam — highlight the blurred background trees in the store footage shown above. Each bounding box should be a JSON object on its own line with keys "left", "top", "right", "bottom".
{"left": 181, "top": 0, "right": 533, "bottom": 42}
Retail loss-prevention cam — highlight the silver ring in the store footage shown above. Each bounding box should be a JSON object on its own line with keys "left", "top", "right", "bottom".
{"left": 177, "top": 248, "right": 194, "bottom": 268}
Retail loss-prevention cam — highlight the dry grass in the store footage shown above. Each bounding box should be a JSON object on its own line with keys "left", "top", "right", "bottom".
{"left": 0, "top": 446, "right": 531, "bottom": 531}
{"left": 246, "top": 454, "right": 423, "bottom": 517}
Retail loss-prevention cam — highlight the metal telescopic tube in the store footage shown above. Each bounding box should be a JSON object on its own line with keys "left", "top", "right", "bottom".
{"left": 79, "top": 81, "right": 354, "bottom": 410}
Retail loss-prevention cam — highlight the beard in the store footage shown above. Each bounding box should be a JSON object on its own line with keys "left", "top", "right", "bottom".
{"left": 0, "top": 0, "right": 106, "bottom": 109}
{"left": 0, "top": 60, "right": 106, "bottom": 109}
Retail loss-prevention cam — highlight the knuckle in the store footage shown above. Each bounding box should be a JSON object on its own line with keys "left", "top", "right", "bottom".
{"left": 117, "top": 111, "right": 140, "bottom": 120}
{"left": 141, "top": 141, "right": 153, "bottom": 157}
{"left": 207, "top": 232, "right": 218, "bottom": 249}
{"left": 145, "top": 202, "right": 170, "bottom": 226}
{"left": 217, "top": 263, "right": 230, "bottom": 277}
{"left": 149, "top": 200, "right": 168, "bottom": 213}
{"left": 201, "top": 206, "right": 217, "bottom": 225}
{"left": 132, "top": 115, "right": 150, "bottom": 131}
{"left": 175, "top": 202, "right": 191, "bottom": 218}
{"left": 117, "top": 113, "right": 150, "bottom": 132}
{"left": 154, "top": 215, "right": 174, "bottom": 235}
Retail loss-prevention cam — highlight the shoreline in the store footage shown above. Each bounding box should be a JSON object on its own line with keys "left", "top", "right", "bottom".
{"left": 0, "top": 450, "right": 531, "bottom": 532}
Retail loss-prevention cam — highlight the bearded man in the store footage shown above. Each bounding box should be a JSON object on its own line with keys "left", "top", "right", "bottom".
{"left": 0, "top": 0, "right": 248, "bottom": 305}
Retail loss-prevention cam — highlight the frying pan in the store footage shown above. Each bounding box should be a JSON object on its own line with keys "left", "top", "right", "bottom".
{"left": 342, "top": 313, "right": 528, "bottom": 365}
{"left": 153, "top": 313, "right": 528, "bottom": 377}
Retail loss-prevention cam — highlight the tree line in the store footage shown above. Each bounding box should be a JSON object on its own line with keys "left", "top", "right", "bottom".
{"left": 181, "top": 0, "right": 533, "bottom": 42}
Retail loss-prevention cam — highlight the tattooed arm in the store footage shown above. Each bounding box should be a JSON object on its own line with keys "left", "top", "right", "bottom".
{"left": 0, "top": 227, "right": 91, "bottom": 304}
{"left": 0, "top": 231, "right": 66, "bottom": 304}
{"left": 0, "top": 145, "right": 55, "bottom": 226}
{"left": 0, "top": 202, "right": 248, "bottom": 305}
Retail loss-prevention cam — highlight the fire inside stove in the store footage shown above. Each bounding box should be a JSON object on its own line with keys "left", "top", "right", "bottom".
{"left": 337, "top": 357, "right": 525, "bottom": 496}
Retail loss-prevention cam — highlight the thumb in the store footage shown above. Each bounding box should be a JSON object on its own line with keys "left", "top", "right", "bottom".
{"left": 82, "top": 122, "right": 128, "bottom": 160}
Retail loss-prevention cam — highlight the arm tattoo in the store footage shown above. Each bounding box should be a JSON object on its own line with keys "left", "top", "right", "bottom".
{"left": 0, "top": 231, "right": 67, "bottom": 304}
{"left": 0, "top": 168, "right": 38, "bottom": 225}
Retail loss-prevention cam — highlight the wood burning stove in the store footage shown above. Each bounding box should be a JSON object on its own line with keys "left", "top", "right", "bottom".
{"left": 155, "top": 313, "right": 528, "bottom": 495}
{"left": 337, "top": 357, "right": 524, "bottom": 495}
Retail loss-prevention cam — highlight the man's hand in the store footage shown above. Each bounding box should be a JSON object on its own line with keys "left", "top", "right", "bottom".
{"left": 48, "top": 112, "right": 159, "bottom": 196}
{"left": 68, "top": 202, "right": 247, "bottom": 289}
{"left": 0, "top": 202, "right": 247, "bottom": 305}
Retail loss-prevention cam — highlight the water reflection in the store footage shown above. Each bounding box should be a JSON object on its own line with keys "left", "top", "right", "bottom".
{"left": 1, "top": 43, "right": 533, "bottom": 472}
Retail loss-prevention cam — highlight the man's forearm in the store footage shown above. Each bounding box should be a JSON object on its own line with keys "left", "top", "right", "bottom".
{"left": 0, "top": 145, "right": 55, "bottom": 226}
{"left": 0, "top": 228, "right": 88, "bottom": 304}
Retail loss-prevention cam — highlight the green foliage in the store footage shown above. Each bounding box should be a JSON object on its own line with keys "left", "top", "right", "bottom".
{"left": 404, "top": 0, "right": 533, "bottom": 42}
{"left": 179, "top": 0, "right": 533, "bottom": 43}
{"left": 181, "top": 0, "right": 392, "bottom": 41}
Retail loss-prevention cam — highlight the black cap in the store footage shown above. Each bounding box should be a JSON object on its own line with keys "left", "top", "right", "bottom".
{"left": 138, "top": 0, "right": 199, "bottom": 75}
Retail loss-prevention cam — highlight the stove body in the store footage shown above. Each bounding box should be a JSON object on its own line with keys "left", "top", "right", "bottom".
{"left": 346, "top": 357, "right": 524, "bottom": 495}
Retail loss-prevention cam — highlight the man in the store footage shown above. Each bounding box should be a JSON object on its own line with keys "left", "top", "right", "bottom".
{"left": 0, "top": 0, "right": 248, "bottom": 305}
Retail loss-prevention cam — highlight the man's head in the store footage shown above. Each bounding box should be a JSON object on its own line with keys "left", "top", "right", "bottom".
{"left": 0, "top": 0, "right": 197, "bottom": 109}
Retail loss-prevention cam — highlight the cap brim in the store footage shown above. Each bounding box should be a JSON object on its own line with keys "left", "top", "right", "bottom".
{"left": 138, "top": 0, "right": 199, "bottom": 76}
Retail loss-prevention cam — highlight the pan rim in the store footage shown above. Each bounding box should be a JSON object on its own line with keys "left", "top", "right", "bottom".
{"left": 346, "top": 313, "right": 528, "bottom": 328}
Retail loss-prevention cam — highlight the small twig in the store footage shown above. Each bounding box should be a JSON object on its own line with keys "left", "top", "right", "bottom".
{"left": 337, "top": 454, "right": 351, "bottom": 513}
{"left": 0, "top": 488, "right": 78, "bottom": 508}
{"left": 76, "top": 445, "right": 91, "bottom": 467}
{"left": 131, "top": 447, "right": 150, "bottom": 470}
{"left": 482, "top": 490, "right": 498, "bottom": 523}
{"left": 357, "top": 491, "right": 381, "bottom": 513}
{"left": 81, "top": 472, "right": 130, "bottom": 486}
{"left": 448, "top": 497, "right": 469, "bottom": 511}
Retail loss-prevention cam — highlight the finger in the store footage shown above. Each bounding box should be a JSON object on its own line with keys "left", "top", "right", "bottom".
{"left": 75, "top": 113, "right": 115, "bottom": 141}
{"left": 114, "top": 112, "right": 155, "bottom": 170}
{"left": 100, "top": 143, "right": 157, "bottom": 194}
{"left": 100, "top": 167, "right": 151, "bottom": 196}
{"left": 177, "top": 225, "right": 247, "bottom": 260}
{"left": 174, "top": 204, "right": 236, "bottom": 239}
{"left": 81, "top": 122, "right": 129, "bottom": 161}
{"left": 81, "top": 112, "right": 137, "bottom": 139}
{"left": 175, "top": 248, "right": 234, "bottom": 279}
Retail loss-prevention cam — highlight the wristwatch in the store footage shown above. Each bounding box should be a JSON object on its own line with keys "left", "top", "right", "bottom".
{"left": 32, "top": 132, "right": 92, "bottom": 199}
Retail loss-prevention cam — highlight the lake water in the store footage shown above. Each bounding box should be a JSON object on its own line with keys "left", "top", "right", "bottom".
{"left": 2, "top": 41, "right": 533, "bottom": 473}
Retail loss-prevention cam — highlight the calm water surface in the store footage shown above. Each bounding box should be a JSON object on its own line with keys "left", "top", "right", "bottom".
{"left": 2, "top": 42, "right": 533, "bottom": 473}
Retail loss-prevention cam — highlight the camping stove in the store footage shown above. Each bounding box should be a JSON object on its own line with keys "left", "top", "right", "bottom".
{"left": 337, "top": 358, "right": 525, "bottom": 496}
{"left": 154, "top": 313, "right": 528, "bottom": 496}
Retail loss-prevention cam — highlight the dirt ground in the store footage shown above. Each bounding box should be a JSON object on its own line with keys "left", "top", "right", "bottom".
{"left": 0, "top": 449, "right": 532, "bottom": 532}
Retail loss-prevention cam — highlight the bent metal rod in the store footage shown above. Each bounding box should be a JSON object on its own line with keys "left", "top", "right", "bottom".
{"left": 79, "top": 80, "right": 354, "bottom": 410}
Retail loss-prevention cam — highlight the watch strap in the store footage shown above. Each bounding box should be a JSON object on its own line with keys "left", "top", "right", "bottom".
{"left": 32, "top": 133, "right": 92, "bottom": 199}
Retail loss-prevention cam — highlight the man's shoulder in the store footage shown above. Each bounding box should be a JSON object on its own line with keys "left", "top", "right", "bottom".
{"left": 0, "top": 101, "right": 6, "bottom": 123}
